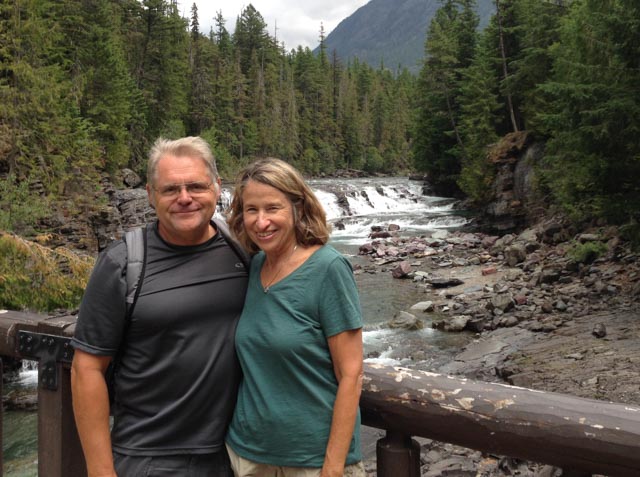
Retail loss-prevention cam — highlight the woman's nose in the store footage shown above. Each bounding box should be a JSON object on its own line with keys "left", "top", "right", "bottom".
{"left": 256, "top": 212, "right": 270, "bottom": 228}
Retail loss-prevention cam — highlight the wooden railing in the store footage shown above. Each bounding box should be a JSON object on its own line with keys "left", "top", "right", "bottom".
{"left": 2, "top": 309, "right": 640, "bottom": 476}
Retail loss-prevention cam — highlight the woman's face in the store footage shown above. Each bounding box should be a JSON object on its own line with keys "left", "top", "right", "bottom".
{"left": 241, "top": 180, "right": 297, "bottom": 257}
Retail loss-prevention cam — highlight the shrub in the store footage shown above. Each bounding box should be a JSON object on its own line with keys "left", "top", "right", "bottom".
{"left": 0, "top": 233, "right": 94, "bottom": 312}
{"left": 0, "top": 175, "right": 49, "bottom": 235}
{"left": 567, "top": 240, "right": 608, "bottom": 265}
{"left": 620, "top": 221, "right": 640, "bottom": 251}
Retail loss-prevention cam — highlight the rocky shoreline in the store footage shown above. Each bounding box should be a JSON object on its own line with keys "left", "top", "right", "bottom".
{"left": 356, "top": 219, "right": 640, "bottom": 476}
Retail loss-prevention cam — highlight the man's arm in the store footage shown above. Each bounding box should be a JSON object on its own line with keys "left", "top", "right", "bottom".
{"left": 71, "top": 349, "right": 117, "bottom": 477}
{"left": 322, "top": 328, "right": 363, "bottom": 477}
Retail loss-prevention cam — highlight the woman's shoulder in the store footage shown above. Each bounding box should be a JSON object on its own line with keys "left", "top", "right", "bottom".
{"left": 249, "top": 251, "right": 266, "bottom": 267}
{"left": 307, "top": 244, "right": 353, "bottom": 272}
{"left": 307, "top": 243, "right": 340, "bottom": 262}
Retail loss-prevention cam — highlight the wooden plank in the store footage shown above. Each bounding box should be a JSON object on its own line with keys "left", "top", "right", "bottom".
{"left": 0, "top": 310, "right": 48, "bottom": 355}
{"left": 37, "top": 314, "right": 77, "bottom": 337}
{"left": 0, "top": 311, "right": 76, "bottom": 358}
{"left": 361, "top": 363, "right": 640, "bottom": 476}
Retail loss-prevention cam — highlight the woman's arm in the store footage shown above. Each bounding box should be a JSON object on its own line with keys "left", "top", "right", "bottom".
{"left": 71, "top": 349, "right": 118, "bottom": 477}
{"left": 322, "top": 328, "right": 363, "bottom": 477}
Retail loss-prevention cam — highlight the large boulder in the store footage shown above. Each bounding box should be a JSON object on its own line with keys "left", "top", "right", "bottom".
{"left": 388, "top": 311, "right": 424, "bottom": 330}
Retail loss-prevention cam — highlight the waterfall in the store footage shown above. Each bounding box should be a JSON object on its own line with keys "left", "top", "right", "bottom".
{"left": 219, "top": 176, "right": 469, "bottom": 245}
{"left": 309, "top": 177, "right": 468, "bottom": 248}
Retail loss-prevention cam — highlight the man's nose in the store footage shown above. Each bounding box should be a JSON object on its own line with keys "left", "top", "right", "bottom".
{"left": 176, "top": 186, "right": 193, "bottom": 201}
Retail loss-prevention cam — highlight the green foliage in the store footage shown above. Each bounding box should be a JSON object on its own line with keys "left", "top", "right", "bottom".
{"left": 620, "top": 221, "right": 640, "bottom": 251}
{"left": 0, "top": 233, "right": 94, "bottom": 312}
{"left": 1, "top": 0, "right": 639, "bottom": 228}
{"left": 412, "top": 0, "right": 479, "bottom": 196}
{"left": 0, "top": 175, "right": 49, "bottom": 234}
{"left": 457, "top": 31, "right": 500, "bottom": 201}
{"left": 538, "top": 0, "right": 640, "bottom": 223}
{"left": 567, "top": 240, "right": 608, "bottom": 265}
{"left": 364, "top": 147, "right": 384, "bottom": 173}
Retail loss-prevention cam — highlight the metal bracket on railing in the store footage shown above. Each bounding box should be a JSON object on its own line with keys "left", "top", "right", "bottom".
{"left": 17, "top": 331, "right": 75, "bottom": 390}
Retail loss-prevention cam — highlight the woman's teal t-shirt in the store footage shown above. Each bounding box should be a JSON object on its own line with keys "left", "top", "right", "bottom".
{"left": 226, "top": 244, "right": 363, "bottom": 467}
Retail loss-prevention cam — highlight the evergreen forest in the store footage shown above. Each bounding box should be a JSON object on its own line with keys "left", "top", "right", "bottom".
{"left": 1, "top": 0, "right": 639, "bottom": 236}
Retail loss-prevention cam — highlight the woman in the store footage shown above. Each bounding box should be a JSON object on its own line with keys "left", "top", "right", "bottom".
{"left": 226, "top": 158, "right": 365, "bottom": 477}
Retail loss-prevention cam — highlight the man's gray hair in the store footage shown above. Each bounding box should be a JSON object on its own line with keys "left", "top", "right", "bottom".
{"left": 147, "top": 136, "right": 218, "bottom": 186}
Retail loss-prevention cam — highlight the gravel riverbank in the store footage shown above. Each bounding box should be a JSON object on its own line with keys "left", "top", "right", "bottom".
{"left": 357, "top": 219, "right": 640, "bottom": 476}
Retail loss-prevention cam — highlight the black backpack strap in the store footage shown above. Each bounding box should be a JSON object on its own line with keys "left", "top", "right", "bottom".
{"left": 124, "top": 225, "right": 148, "bottom": 317}
{"left": 108, "top": 225, "right": 148, "bottom": 409}
{"left": 212, "top": 217, "right": 252, "bottom": 268}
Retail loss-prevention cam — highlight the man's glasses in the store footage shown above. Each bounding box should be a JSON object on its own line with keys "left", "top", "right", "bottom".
{"left": 154, "top": 181, "right": 213, "bottom": 198}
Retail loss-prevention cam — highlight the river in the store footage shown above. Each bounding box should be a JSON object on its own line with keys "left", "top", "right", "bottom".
{"left": 309, "top": 176, "right": 473, "bottom": 369}
{"left": 3, "top": 176, "right": 472, "bottom": 475}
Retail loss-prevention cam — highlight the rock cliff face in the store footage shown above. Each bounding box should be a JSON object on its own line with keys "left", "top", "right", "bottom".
{"left": 38, "top": 169, "right": 154, "bottom": 254}
{"left": 481, "top": 131, "right": 546, "bottom": 232}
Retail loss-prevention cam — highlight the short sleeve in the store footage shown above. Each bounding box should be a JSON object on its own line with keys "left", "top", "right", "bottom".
{"left": 71, "top": 241, "right": 128, "bottom": 356}
{"left": 318, "top": 254, "right": 363, "bottom": 337}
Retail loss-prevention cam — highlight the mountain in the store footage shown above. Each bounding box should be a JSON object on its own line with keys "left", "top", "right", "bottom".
{"left": 318, "top": 0, "right": 495, "bottom": 73}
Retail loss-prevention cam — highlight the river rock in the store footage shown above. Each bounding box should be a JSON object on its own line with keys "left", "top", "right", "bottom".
{"left": 505, "top": 243, "right": 527, "bottom": 266}
{"left": 119, "top": 168, "right": 143, "bottom": 188}
{"left": 554, "top": 299, "right": 568, "bottom": 312}
{"left": 578, "top": 233, "right": 600, "bottom": 243}
{"left": 482, "top": 266, "right": 498, "bottom": 276}
{"left": 409, "top": 301, "right": 434, "bottom": 312}
{"left": 539, "top": 267, "right": 561, "bottom": 284}
{"left": 487, "top": 293, "right": 515, "bottom": 313}
{"left": 3, "top": 390, "right": 38, "bottom": 411}
{"left": 431, "top": 229, "right": 449, "bottom": 240}
{"left": 370, "top": 231, "right": 391, "bottom": 239}
{"left": 427, "top": 277, "right": 464, "bottom": 288}
{"left": 388, "top": 311, "right": 423, "bottom": 330}
{"left": 432, "top": 315, "right": 469, "bottom": 332}
{"left": 592, "top": 323, "right": 607, "bottom": 338}
{"left": 465, "top": 316, "right": 490, "bottom": 333}
{"left": 359, "top": 243, "right": 374, "bottom": 255}
{"left": 391, "top": 261, "right": 412, "bottom": 278}
{"left": 517, "top": 227, "right": 538, "bottom": 244}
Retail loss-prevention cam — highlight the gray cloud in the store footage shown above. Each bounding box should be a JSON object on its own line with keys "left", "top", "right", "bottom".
{"left": 180, "top": 0, "right": 369, "bottom": 49}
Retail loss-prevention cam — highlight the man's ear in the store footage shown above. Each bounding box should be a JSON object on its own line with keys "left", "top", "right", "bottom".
{"left": 146, "top": 184, "right": 156, "bottom": 209}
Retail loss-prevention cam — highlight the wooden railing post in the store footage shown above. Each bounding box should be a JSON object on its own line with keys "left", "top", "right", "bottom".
{"left": 37, "top": 363, "right": 86, "bottom": 477}
{"left": 1, "top": 357, "right": 3, "bottom": 477}
{"left": 376, "top": 430, "right": 420, "bottom": 477}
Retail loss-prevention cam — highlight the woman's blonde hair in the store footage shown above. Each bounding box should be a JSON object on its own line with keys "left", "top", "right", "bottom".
{"left": 227, "top": 158, "right": 330, "bottom": 253}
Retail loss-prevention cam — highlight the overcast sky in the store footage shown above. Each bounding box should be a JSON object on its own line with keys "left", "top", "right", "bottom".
{"left": 178, "top": 1, "right": 370, "bottom": 50}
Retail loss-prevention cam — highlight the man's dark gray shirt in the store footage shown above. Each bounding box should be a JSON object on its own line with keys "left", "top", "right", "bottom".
{"left": 72, "top": 221, "right": 248, "bottom": 455}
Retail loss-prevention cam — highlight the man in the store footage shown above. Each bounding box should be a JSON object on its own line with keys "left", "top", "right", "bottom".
{"left": 71, "top": 136, "right": 249, "bottom": 477}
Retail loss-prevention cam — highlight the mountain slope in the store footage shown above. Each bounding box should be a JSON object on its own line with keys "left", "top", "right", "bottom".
{"left": 320, "top": 0, "right": 494, "bottom": 73}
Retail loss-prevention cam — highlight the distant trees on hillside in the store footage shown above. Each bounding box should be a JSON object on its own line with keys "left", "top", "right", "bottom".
{"left": 0, "top": 1, "right": 413, "bottom": 200}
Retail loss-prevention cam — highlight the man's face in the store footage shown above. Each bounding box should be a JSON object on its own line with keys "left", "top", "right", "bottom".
{"left": 146, "top": 154, "right": 221, "bottom": 246}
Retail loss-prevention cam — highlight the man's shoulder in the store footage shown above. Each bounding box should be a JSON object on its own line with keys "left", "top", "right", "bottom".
{"left": 100, "top": 238, "right": 128, "bottom": 264}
